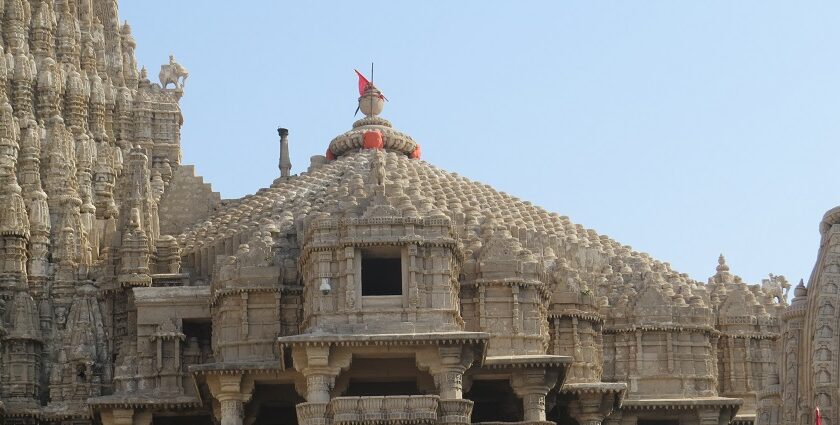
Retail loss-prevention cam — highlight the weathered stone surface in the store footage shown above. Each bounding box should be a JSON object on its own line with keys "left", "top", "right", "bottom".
{"left": 0, "top": 1, "right": 819, "bottom": 425}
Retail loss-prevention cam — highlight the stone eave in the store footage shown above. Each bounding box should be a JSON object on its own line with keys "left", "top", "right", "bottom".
{"left": 39, "top": 408, "right": 92, "bottom": 420}
{"left": 548, "top": 310, "right": 604, "bottom": 323}
{"left": 481, "top": 354, "right": 572, "bottom": 370}
{"left": 133, "top": 285, "right": 210, "bottom": 304}
{"left": 621, "top": 397, "right": 742, "bottom": 413}
{"left": 560, "top": 382, "right": 627, "bottom": 396}
{"left": 731, "top": 415, "right": 756, "bottom": 425}
{"left": 559, "top": 382, "right": 627, "bottom": 408}
{"left": 87, "top": 394, "right": 204, "bottom": 411}
{"left": 717, "top": 331, "right": 780, "bottom": 340}
{"left": 1, "top": 404, "right": 45, "bottom": 419}
{"left": 472, "top": 278, "right": 546, "bottom": 287}
{"left": 189, "top": 360, "right": 283, "bottom": 375}
{"left": 278, "top": 331, "right": 489, "bottom": 366}
{"left": 300, "top": 236, "right": 458, "bottom": 259}
{"left": 209, "top": 285, "right": 281, "bottom": 306}
{"left": 604, "top": 324, "right": 718, "bottom": 335}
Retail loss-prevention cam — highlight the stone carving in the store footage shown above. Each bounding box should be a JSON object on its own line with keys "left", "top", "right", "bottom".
{"left": 371, "top": 149, "right": 386, "bottom": 187}
{"left": 158, "top": 54, "right": 189, "bottom": 89}
{"left": 0, "top": 1, "right": 820, "bottom": 424}
{"left": 762, "top": 273, "right": 791, "bottom": 304}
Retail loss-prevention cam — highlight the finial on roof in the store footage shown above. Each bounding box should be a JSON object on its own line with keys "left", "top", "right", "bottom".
{"left": 278, "top": 127, "right": 291, "bottom": 178}
{"left": 355, "top": 68, "right": 386, "bottom": 117}
{"left": 717, "top": 254, "right": 729, "bottom": 273}
{"left": 359, "top": 83, "right": 385, "bottom": 117}
{"left": 794, "top": 278, "right": 807, "bottom": 296}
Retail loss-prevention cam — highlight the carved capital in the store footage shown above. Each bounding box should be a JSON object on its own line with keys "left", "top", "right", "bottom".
{"left": 302, "top": 370, "right": 338, "bottom": 403}
{"left": 510, "top": 368, "right": 560, "bottom": 422}
{"left": 207, "top": 373, "right": 255, "bottom": 404}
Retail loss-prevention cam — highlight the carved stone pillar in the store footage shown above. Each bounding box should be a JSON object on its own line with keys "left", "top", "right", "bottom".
{"left": 303, "top": 370, "right": 337, "bottom": 403}
{"left": 111, "top": 408, "right": 134, "bottom": 425}
{"left": 416, "top": 345, "right": 475, "bottom": 400}
{"left": 289, "top": 344, "right": 352, "bottom": 405}
{"left": 511, "top": 368, "right": 559, "bottom": 422}
{"left": 219, "top": 396, "right": 244, "bottom": 425}
{"left": 697, "top": 408, "right": 721, "bottom": 425}
{"left": 565, "top": 386, "right": 624, "bottom": 425}
{"left": 434, "top": 346, "right": 474, "bottom": 399}
{"left": 101, "top": 408, "right": 152, "bottom": 425}
{"left": 207, "top": 373, "right": 254, "bottom": 425}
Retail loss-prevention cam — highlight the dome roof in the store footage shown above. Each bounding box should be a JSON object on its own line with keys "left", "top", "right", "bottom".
{"left": 179, "top": 147, "right": 669, "bottom": 284}
{"left": 176, "top": 105, "right": 781, "bottom": 316}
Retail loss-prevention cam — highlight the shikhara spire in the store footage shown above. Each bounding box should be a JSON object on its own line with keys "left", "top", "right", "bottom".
{"left": 0, "top": 0, "right": 194, "bottom": 421}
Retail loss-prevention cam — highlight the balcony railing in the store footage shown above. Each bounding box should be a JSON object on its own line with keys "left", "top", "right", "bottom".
{"left": 296, "top": 395, "right": 474, "bottom": 425}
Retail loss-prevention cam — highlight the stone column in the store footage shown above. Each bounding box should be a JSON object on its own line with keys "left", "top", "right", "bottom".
{"left": 567, "top": 390, "right": 621, "bottom": 425}
{"left": 511, "top": 368, "right": 559, "bottom": 422}
{"left": 303, "top": 370, "right": 337, "bottom": 403}
{"left": 416, "top": 345, "right": 475, "bottom": 400}
{"left": 435, "top": 346, "right": 474, "bottom": 399}
{"left": 207, "top": 374, "right": 254, "bottom": 425}
{"left": 697, "top": 408, "right": 721, "bottom": 425}
{"left": 219, "top": 394, "right": 245, "bottom": 425}
{"left": 101, "top": 409, "right": 152, "bottom": 425}
{"left": 110, "top": 409, "right": 134, "bottom": 425}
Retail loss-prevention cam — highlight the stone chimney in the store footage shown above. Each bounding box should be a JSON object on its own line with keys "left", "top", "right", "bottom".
{"left": 278, "top": 127, "right": 291, "bottom": 177}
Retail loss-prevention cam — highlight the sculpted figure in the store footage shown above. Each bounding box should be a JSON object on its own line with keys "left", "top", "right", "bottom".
{"left": 371, "top": 150, "right": 386, "bottom": 187}
{"left": 158, "top": 54, "right": 189, "bottom": 89}
{"left": 762, "top": 273, "right": 790, "bottom": 304}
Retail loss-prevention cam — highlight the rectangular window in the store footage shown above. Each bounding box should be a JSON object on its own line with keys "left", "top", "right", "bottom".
{"left": 361, "top": 248, "right": 402, "bottom": 296}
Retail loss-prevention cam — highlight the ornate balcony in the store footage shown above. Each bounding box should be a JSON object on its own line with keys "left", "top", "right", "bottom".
{"left": 296, "top": 395, "right": 474, "bottom": 425}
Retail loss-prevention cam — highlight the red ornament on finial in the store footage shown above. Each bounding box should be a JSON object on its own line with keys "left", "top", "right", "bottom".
{"left": 363, "top": 130, "right": 384, "bottom": 149}
{"left": 410, "top": 144, "right": 421, "bottom": 160}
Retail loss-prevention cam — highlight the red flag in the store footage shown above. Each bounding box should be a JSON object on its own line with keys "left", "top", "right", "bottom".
{"left": 816, "top": 407, "right": 823, "bottom": 425}
{"left": 355, "top": 69, "right": 370, "bottom": 96}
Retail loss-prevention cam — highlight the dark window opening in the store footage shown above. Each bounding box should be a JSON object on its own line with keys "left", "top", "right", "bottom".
{"left": 345, "top": 380, "right": 420, "bottom": 396}
{"left": 183, "top": 319, "right": 213, "bottom": 364}
{"left": 154, "top": 416, "right": 213, "bottom": 425}
{"left": 251, "top": 384, "right": 303, "bottom": 425}
{"left": 465, "top": 379, "right": 523, "bottom": 422}
{"left": 76, "top": 365, "right": 87, "bottom": 383}
{"left": 361, "top": 249, "right": 402, "bottom": 296}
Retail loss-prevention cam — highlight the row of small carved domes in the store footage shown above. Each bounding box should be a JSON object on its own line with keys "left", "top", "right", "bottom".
{"left": 176, "top": 148, "right": 788, "bottom": 329}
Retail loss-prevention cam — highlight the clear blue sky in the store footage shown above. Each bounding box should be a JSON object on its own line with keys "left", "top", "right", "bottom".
{"left": 121, "top": 1, "right": 840, "bottom": 288}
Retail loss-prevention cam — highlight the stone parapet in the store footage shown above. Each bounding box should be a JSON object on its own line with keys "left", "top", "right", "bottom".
{"left": 296, "top": 396, "right": 472, "bottom": 425}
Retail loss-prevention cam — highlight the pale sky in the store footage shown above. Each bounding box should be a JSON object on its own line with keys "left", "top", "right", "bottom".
{"left": 121, "top": 1, "right": 840, "bottom": 289}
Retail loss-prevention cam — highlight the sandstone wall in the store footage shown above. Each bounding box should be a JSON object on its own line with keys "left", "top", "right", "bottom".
{"left": 158, "top": 164, "right": 222, "bottom": 236}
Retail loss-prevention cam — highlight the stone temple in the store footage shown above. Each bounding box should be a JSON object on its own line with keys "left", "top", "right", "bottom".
{"left": 0, "top": 1, "right": 834, "bottom": 425}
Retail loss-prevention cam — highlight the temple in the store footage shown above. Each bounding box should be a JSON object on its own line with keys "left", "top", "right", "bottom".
{"left": 0, "top": 1, "right": 831, "bottom": 424}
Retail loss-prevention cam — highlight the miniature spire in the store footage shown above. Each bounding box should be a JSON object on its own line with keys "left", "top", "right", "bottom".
{"left": 711, "top": 254, "right": 733, "bottom": 284}
{"left": 278, "top": 127, "right": 291, "bottom": 177}
{"left": 716, "top": 254, "right": 729, "bottom": 273}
